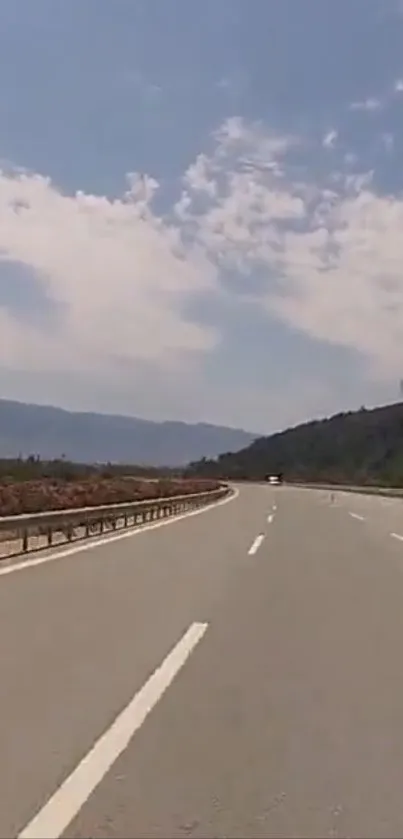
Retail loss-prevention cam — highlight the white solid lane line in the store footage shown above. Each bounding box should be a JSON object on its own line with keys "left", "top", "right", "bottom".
{"left": 349, "top": 512, "right": 365, "bottom": 521}
{"left": 0, "top": 488, "right": 238, "bottom": 580}
{"left": 18, "top": 622, "right": 208, "bottom": 839}
{"left": 248, "top": 534, "right": 265, "bottom": 555}
{"left": 391, "top": 532, "right": 403, "bottom": 542}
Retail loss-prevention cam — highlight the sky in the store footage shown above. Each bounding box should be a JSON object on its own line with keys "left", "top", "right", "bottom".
{"left": 1, "top": 1, "right": 403, "bottom": 434}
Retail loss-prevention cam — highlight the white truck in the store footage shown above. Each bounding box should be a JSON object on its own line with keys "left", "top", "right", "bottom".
{"left": 265, "top": 474, "right": 282, "bottom": 485}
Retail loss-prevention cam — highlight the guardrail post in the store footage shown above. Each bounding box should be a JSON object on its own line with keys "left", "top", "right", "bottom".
{"left": 47, "top": 527, "right": 53, "bottom": 547}
{"left": 22, "top": 529, "right": 28, "bottom": 552}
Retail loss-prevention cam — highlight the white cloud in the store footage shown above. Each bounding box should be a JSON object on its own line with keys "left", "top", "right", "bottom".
{"left": 323, "top": 129, "right": 338, "bottom": 149}
{"left": 183, "top": 154, "right": 217, "bottom": 197}
{"left": 177, "top": 119, "right": 403, "bottom": 383}
{"left": 2, "top": 115, "right": 403, "bottom": 427}
{"left": 348, "top": 78, "right": 403, "bottom": 114}
{"left": 0, "top": 169, "right": 219, "bottom": 378}
{"left": 349, "top": 97, "right": 381, "bottom": 111}
{"left": 267, "top": 194, "right": 403, "bottom": 379}
{"left": 214, "top": 116, "right": 299, "bottom": 168}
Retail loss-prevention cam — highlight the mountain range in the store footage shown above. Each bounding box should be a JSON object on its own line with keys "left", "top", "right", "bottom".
{"left": 0, "top": 399, "right": 257, "bottom": 466}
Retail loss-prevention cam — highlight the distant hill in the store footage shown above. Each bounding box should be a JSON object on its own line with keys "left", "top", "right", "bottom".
{"left": 185, "top": 403, "right": 403, "bottom": 487}
{"left": 0, "top": 399, "right": 257, "bottom": 466}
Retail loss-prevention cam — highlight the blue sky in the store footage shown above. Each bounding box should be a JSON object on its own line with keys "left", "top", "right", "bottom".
{"left": 0, "top": 1, "right": 403, "bottom": 433}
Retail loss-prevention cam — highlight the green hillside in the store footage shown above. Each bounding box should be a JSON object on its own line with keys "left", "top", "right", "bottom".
{"left": 185, "top": 403, "right": 403, "bottom": 487}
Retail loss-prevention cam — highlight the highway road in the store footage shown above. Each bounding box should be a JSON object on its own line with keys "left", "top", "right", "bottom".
{"left": 3, "top": 484, "right": 403, "bottom": 837}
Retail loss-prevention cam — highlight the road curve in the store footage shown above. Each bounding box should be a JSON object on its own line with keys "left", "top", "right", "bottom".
{"left": 2, "top": 484, "right": 403, "bottom": 837}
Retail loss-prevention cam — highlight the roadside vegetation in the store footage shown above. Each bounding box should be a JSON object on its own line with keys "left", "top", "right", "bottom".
{"left": 0, "top": 457, "right": 218, "bottom": 515}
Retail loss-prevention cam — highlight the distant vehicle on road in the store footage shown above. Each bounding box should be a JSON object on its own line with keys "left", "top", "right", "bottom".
{"left": 265, "top": 473, "right": 283, "bottom": 485}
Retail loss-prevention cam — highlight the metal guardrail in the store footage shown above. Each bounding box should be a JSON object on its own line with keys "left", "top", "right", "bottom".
{"left": 0, "top": 485, "right": 230, "bottom": 560}
{"left": 290, "top": 481, "right": 403, "bottom": 498}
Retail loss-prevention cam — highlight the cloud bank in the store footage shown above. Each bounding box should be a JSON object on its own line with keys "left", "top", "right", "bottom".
{"left": 1, "top": 115, "right": 403, "bottom": 426}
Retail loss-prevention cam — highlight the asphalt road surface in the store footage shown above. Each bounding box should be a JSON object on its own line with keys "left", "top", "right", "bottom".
{"left": 3, "top": 484, "right": 403, "bottom": 838}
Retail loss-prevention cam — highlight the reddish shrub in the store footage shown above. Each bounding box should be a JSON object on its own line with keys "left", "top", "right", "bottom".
{"left": 0, "top": 477, "right": 221, "bottom": 516}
